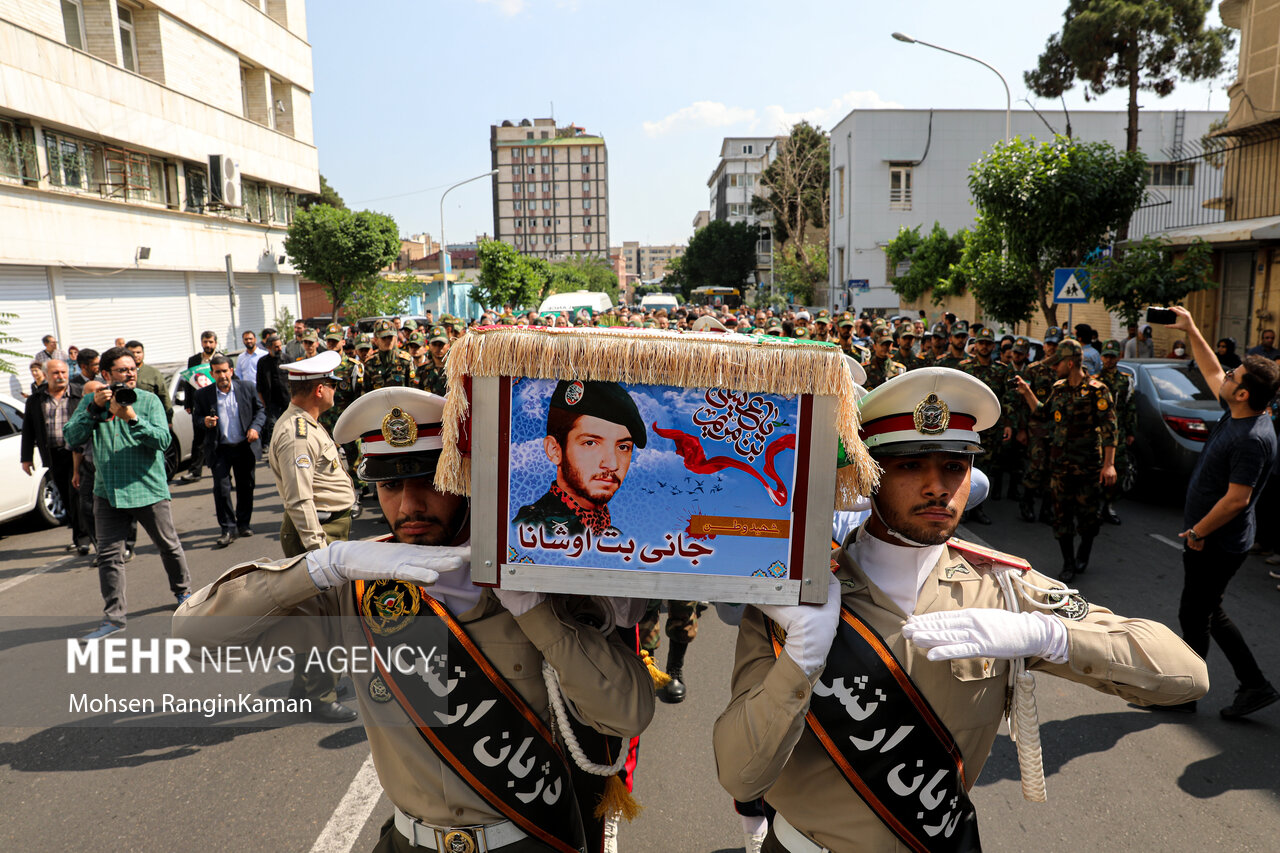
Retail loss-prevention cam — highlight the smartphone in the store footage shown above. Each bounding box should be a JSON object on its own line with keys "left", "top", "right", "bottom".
{"left": 1146, "top": 307, "right": 1177, "bottom": 325}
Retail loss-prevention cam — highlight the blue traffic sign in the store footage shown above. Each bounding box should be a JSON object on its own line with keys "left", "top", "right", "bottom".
{"left": 847, "top": 279, "right": 870, "bottom": 293}
{"left": 1052, "top": 267, "right": 1090, "bottom": 304}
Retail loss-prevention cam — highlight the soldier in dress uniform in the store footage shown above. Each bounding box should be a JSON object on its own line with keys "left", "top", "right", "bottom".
{"left": 1018, "top": 326, "right": 1063, "bottom": 523}
{"left": 713, "top": 367, "right": 1207, "bottom": 853}
{"left": 959, "top": 327, "right": 1012, "bottom": 523}
{"left": 862, "top": 332, "right": 905, "bottom": 390}
{"left": 175, "top": 387, "right": 654, "bottom": 853}
{"left": 1013, "top": 339, "right": 1117, "bottom": 583}
{"left": 1095, "top": 339, "right": 1136, "bottom": 525}
{"left": 267, "top": 349, "right": 360, "bottom": 722}
{"left": 363, "top": 319, "right": 416, "bottom": 393}
{"left": 932, "top": 320, "right": 968, "bottom": 369}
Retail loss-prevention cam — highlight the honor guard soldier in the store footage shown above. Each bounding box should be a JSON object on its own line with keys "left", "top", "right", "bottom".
{"left": 932, "top": 320, "right": 969, "bottom": 369}
{"left": 862, "top": 330, "right": 905, "bottom": 390}
{"left": 363, "top": 319, "right": 416, "bottom": 393}
{"left": 713, "top": 367, "right": 1207, "bottom": 853}
{"left": 1018, "top": 326, "right": 1063, "bottom": 523}
{"left": 268, "top": 349, "right": 360, "bottom": 722}
{"left": 1014, "top": 339, "right": 1118, "bottom": 582}
{"left": 176, "top": 387, "right": 655, "bottom": 853}
{"left": 960, "top": 327, "right": 1012, "bottom": 520}
{"left": 1095, "top": 340, "right": 1136, "bottom": 525}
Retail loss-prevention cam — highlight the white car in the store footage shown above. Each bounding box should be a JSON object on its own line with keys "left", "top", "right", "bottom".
{"left": 0, "top": 391, "right": 64, "bottom": 526}
{"left": 165, "top": 366, "right": 196, "bottom": 479}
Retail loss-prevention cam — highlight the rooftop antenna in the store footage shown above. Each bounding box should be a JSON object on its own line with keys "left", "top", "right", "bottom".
{"left": 550, "top": 101, "right": 555, "bottom": 123}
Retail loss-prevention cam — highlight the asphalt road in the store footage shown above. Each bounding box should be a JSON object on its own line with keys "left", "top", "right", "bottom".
{"left": 1, "top": 470, "right": 1278, "bottom": 852}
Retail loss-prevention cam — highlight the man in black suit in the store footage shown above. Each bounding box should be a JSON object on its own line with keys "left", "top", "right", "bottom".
{"left": 192, "top": 355, "right": 265, "bottom": 547}
{"left": 256, "top": 332, "right": 290, "bottom": 446}
{"left": 177, "top": 331, "right": 221, "bottom": 484}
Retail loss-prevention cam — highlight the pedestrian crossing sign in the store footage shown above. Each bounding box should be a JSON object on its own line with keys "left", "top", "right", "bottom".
{"left": 1053, "top": 268, "right": 1090, "bottom": 304}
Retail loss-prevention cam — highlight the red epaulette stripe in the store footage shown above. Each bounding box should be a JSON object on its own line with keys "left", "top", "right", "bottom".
{"left": 948, "top": 538, "right": 1032, "bottom": 572}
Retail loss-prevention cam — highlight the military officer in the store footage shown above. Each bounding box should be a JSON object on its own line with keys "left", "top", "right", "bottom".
{"left": 362, "top": 319, "right": 416, "bottom": 393}
{"left": 959, "top": 327, "right": 1012, "bottom": 523}
{"left": 175, "top": 387, "right": 654, "bottom": 853}
{"left": 417, "top": 325, "right": 450, "bottom": 396}
{"left": 267, "top": 349, "right": 360, "bottom": 722}
{"left": 713, "top": 367, "right": 1207, "bottom": 852}
{"left": 1014, "top": 339, "right": 1117, "bottom": 582}
{"left": 862, "top": 332, "right": 905, "bottom": 390}
{"left": 355, "top": 333, "right": 373, "bottom": 363}
{"left": 1018, "top": 326, "right": 1063, "bottom": 523}
{"left": 835, "top": 313, "right": 858, "bottom": 357}
{"left": 1095, "top": 339, "right": 1136, "bottom": 525}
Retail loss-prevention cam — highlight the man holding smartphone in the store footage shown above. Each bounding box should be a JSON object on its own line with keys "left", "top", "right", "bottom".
{"left": 1158, "top": 306, "right": 1280, "bottom": 718}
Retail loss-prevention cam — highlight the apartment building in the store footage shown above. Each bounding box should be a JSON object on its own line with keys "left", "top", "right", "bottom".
{"left": 0, "top": 0, "right": 319, "bottom": 368}
{"left": 490, "top": 117, "right": 609, "bottom": 261}
{"left": 707, "top": 136, "right": 779, "bottom": 289}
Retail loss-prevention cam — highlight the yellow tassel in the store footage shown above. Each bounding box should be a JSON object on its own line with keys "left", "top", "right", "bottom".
{"left": 594, "top": 773, "right": 642, "bottom": 823}
{"left": 640, "top": 649, "right": 671, "bottom": 689}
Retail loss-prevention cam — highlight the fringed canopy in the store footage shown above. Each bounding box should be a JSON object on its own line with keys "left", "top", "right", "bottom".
{"left": 435, "top": 325, "right": 879, "bottom": 506}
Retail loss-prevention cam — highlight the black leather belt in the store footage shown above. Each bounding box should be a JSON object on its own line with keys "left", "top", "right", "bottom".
{"left": 317, "top": 506, "right": 353, "bottom": 525}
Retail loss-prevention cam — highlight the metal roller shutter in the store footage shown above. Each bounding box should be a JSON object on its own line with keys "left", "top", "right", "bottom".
{"left": 62, "top": 270, "right": 191, "bottom": 364}
{"left": 275, "top": 275, "right": 301, "bottom": 322}
{"left": 193, "top": 273, "right": 235, "bottom": 348}
{"left": 235, "top": 274, "right": 274, "bottom": 338}
{"left": 0, "top": 265, "right": 56, "bottom": 371}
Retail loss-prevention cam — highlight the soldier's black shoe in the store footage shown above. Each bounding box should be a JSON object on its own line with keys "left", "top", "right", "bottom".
{"left": 1132, "top": 700, "right": 1197, "bottom": 714}
{"left": 1220, "top": 682, "right": 1280, "bottom": 720}
{"left": 311, "top": 700, "right": 359, "bottom": 723}
{"left": 1019, "top": 495, "right": 1036, "bottom": 523}
{"left": 659, "top": 642, "right": 689, "bottom": 704}
{"left": 965, "top": 506, "right": 993, "bottom": 526}
{"left": 1057, "top": 537, "right": 1077, "bottom": 583}
{"left": 1102, "top": 503, "right": 1121, "bottom": 525}
{"left": 1075, "top": 536, "right": 1094, "bottom": 574}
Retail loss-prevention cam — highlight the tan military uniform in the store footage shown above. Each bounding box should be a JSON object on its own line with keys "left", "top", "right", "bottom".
{"left": 713, "top": 538, "right": 1208, "bottom": 852}
{"left": 268, "top": 403, "right": 355, "bottom": 553}
{"left": 173, "top": 556, "right": 654, "bottom": 828}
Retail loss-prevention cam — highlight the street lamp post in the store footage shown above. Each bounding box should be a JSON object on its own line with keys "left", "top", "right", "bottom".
{"left": 891, "top": 32, "right": 1011, "bottom": 142}
{"left": 440, "top": 168, "right": 499, "bottom": 317}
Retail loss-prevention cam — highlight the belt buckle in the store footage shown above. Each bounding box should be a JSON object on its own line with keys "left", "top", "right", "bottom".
{"left": 436, "top": 826, "right": 483, "bottom": 853}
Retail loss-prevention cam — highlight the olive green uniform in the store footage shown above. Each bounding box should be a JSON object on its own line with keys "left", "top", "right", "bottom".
{"left": 862, "top": 355, "right": 905, "bottom": 390}
{"left": 959, "top": 357, "right": 1010, "bottom": 472}
{"left": 1020, "top": 359, "right": 1059, "bottom": 497}
{"left": 416, "top": 356, "right": 448, "bottom": 396}
{"left": 362, "top": 349, "right": 416, "bottom": 393}
{"left": 1096, "top": 366, "right": 1136, "bottom": 499}
{"left": 1034, "top": 376, "right": 1117, "bottom": 539}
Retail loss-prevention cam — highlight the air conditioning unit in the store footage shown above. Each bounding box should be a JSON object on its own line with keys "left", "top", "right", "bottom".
{"left": 209, "top": 154, "right": 242, "bottom": 208}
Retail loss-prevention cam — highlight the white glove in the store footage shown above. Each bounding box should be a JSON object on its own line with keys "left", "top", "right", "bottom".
{"left": 902, "top": 609, "right": 1068, "bottom": 664}
{"left": 493, "top": 587, "right": 546, "bottom": 617}
{"left": 305, "top": 541, "right": 470, "bottom": 591}
{"left": 756, "top": 573, "right": 843, "bottom": 676}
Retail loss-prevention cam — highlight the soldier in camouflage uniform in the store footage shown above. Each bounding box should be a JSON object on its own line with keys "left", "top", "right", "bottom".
{"left": 836, "top": 313, "right": 858, "bottom": 357}
{"left": 404, "top": 330, "right": 430, "bottom": 389}
{"left": 1014, "top": 339, "right": 1118, "bottom": 582}
{"left": 1001, "top": 337, "right": 1034, "bottom": 501}
{"left": 416, "top": 326, "right": 450, "bottom": 396}
{"left": 1019, "top": 327, "right": 1063, "bottom": 523}
{"left": 959, "top": 327, "right": 1012, "bottom": 524}
{"left": 813, "top": 309, "right": 834, "bottom": 342}
{"left": 318, "top": 323, "right": 363, "bottom": 433}
{"left": 1096, "top": 339, "right": 1136, "bottom": 525}
{"left": 639, "top": 600, "right": 701, "bottom": 704}
{"left": 894, "top": 328, "right": 929, "bottom": 371}
{"left": 862, "top": 333, "right": 905, "bottom": 390}
{"left": 932, "top": 319, "right": 969, "bottom": 369}
{"left": 924, "top": 322, "right": 950, "bottom": 365}
{"left": 354, "top": 333, "right": 372, "bottom": 365}
{"left": 361, "top": 318, "right": 416, "bottom": 393}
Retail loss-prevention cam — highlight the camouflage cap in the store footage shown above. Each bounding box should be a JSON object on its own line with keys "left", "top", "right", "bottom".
{"left": 766, "top": 323, "right": 783, "bottom": 335}
{"left": 373, "top": 319, "right": 396, "bottom": 338}
{"left": 403, "top": 319, "right": 418, "bottom": 331}
{"left": 1048, "top": 338, "right": 1083, "bottom": 364}
{"left": 973, "top": 327, "right": 995, "bottom": 342}
{"left": 355, "top": 333, "right": 372, "bottom": 349}
{"left": 1101, "top": 339, "right": 1122, "bottom": 356}
{"left": 951, "top": 320, "right": 970, "bottom": 336}
{"left": 837, "top": 313, "right": 856, "bottom": 328}
{"left": 899, "top": 327, "right": 917, "bottom": 339}
{"left": 324, "top": 322, "right": 345, "bottom": 341}
{"left": 931, "top": 322, "right": 948, "bottom": 337}
{"left": 406, "top": 330, "right": 426, "bottom": 347}
{"left": 1013, "top": 337, "right": 1030, "bottom": 353}
{"left": 297, "top": 327, "right": 319, "bottom": 343}
{"left": 815, "top": 309, "right": 832, "bottom": 323}
{"left": 1044, "top": 326, "right": 1064, "bottom": 343}
{"left": 793, "top": 326, "right": 811, "bottom": 339}
{"left": 429, "top": 325, "right": 449, "bottom": 343}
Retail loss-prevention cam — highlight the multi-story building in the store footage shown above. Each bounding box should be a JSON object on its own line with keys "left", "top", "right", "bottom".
{"left": 0, "top": 0, "right": 318, "bottom": 370}
{"left": 490, "top": 118, "right": 609, "bottom": 261}
{"left": 691, "top": 210, "right": 710, "bottom": 233}
{"left": 707, "top": 136, "right": 780, "bottom": 290}
{"left": 828, "top": 107, "right": 1222, "bottom": 325}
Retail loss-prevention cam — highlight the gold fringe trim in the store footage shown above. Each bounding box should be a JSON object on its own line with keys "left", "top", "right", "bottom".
{"left": 639, "top": 649, "right": 672, "bottom": 689}
{"left": 436, "top": 326, "right": 879, "bottom": 505}
{"left": 594, "top": 773, "right": 643, "bottom": 823}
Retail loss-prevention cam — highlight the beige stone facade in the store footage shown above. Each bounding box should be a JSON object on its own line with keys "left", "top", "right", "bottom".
{"left": 490, "top": 118, "right": 609, "bottom": 260}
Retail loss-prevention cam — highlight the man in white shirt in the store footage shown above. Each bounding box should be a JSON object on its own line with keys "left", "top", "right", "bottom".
{"left": 233, "top": 330, "right": 266, "bottom": 387}
{"left": 193, "top": 355, "right": 264, "bottom": 547}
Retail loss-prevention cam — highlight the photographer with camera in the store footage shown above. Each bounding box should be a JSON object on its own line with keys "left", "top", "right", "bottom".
{"left": 64, "top": 346, "right": 193, "bottom": 642}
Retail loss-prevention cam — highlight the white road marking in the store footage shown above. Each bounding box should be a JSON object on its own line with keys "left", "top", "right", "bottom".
{"left": 309, "top": 752, "right": 383, "bottom": 853}
{"left": 1148, "top": 533, "right": 1184, "bottom": 551}
{"left": 0, "top": 553, "right": 78, "bottom": 595}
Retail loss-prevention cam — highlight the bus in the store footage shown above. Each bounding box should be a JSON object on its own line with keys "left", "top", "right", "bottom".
{"left": 690, "top": 286, "right": 742, "bottom": 309}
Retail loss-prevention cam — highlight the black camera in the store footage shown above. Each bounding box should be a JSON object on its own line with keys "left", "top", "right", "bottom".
{"left": 109, "top": 382, "right": 137, "bottom": 406}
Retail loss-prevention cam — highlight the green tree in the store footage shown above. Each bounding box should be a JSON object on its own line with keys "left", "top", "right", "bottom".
{"left": 298, "top": 174, "right": 346, "bottom": 210}
{"left": 773, "top": 239, "right": 828, "bottom": 305}
{"left": 1026, "top": 1, "right": 1233, "bottom": 152}
{"left": 678, "top": 220, "right": 760, "bottom": 301}
{"left": 472, "top": 239, "right": 547, "bottom": 311}
{"left": 660, "top": 256, "right": 687, "bottom": 299}
{"left": 967, "top": 135, "right": 1147, "bottom": 327}
{"left": 752, "top": 121, "right": 829, "bottom": 245}
{"left": 284, "top": 205, "right": 401, "bottom": 320}
{"left": 345, "top": 273, "right": 427, "bottom": 320}
{"left": 547, "top": 253, "right": 619, "bottom": 302}
{"left": 1085, "top": 236, "right": 1216, "bottom": 325}
{"left": 884, "top": 223, "right": 967, "bottom": 305}
{"left": 952, "top": 217, "right": 1039, "bottom": 327}
{"left": 0, "top": 312, "right": 26, "bottom": 375}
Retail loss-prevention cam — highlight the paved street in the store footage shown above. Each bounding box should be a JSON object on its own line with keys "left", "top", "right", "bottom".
{"left": 1, "top": 469, "right": 1278, "bottom": 852}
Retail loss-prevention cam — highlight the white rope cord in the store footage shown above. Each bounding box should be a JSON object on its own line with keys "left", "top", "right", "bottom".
{"left": 1009, "top": 572, "right": 1080, "bottom": 610}
{"left": 994, "top": 570, "right": 1048, "bottom": 803}
{"left": 542, "top": 661, "right": 628, "bottom": 776}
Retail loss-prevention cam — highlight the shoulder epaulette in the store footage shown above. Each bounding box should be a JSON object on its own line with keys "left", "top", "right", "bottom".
{"left": 397, "top": 351, "right": 414, "bottom": 362}
{"left": 948, "top": 537, "right": 1032, "bottom": 573}
{"left": 1051, "top": 378, "right": 1067, "bottom": 387}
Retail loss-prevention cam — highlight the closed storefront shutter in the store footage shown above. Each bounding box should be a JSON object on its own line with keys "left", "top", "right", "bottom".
{"left": 0, "top": 265, "right": 56, "bottom": 372}
{"left": 235, "top": 274, "right": 274, "bottom": 338}
{"left": 62, "top": 270, "right": 191, "bottom": 365}
{"left": 192, "top": 273, "right": 235, "bottom": 348}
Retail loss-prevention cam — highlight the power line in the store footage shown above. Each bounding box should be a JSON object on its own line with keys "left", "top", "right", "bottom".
{"left": 351, "top": 179, "right": 486, "bottom": 205}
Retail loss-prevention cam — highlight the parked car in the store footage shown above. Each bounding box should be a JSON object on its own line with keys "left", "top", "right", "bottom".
{"left": 1117, "top": 358, "right": 1225, "bottom": 488}
{"left": 0, "top": 392, "right": 64, "bottom": 527}
{"left": 165, "top": 367, "right": 196, "bottom": 480}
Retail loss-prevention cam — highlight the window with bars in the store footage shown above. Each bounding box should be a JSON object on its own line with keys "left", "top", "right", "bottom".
{"left": 889, "top": 165, "right": 912, "bottom": 210}
{"left": 1147, "top": 163, "right": 1196, "bottom": 187}
{"left": 0, "top": 120, "right": 39, "bottom": 185}
{"left": 185, "top": 164, "right": 209, "bottom": 212}
{"left": 44, "top": 131, "right": 101, "bottom": 193}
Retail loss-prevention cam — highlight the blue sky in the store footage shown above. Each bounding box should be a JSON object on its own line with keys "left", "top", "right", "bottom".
{"left": 308, "top": 0, "right": 1232, "bottom": 247}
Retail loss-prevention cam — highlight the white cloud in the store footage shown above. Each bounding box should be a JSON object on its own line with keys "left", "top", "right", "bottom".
{"left": 643, "top": 90, "right": 902, "bottom": 139}
{"left": 642, "top": 101, "right": 758, "bottom": 138}
{"left": 474, "top": 0, "right": 526, "bottom": 16}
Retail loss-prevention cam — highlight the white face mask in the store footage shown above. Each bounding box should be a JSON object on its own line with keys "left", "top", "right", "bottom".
{"left": 1174, "top": 346, "right": 1186, "bottom": 356}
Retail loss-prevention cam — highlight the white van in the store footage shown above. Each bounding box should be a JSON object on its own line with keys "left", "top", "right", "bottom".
{"left": 639, "top": 293, "right": 680, "bottom": 312}
{"left": 538, "top": 290, "right": 613, "bottom": 318}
